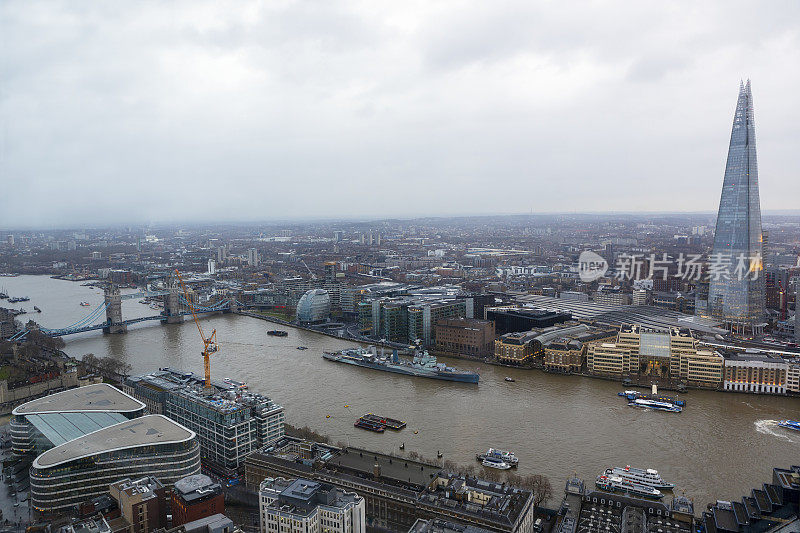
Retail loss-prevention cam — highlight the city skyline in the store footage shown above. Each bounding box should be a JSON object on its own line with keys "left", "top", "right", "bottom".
{"left": 2, "top": 1, "right": 800, "bottom": 227}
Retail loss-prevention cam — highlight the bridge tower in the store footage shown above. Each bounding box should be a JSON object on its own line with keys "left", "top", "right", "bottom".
{"left": 162, "top": 278, "right": 184, "bottom": 324}
{"left": 228, "top": 292, "right": 240, "bottom": 313}
{"left": 103, "top": 285, "right": 127, "bottom": 334}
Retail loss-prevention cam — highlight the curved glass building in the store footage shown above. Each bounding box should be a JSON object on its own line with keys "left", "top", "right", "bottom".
{"left": 11, "top": 383, "right": 146, "bottom": 458}
{"left": 296, "top": 289, "right": 331, "bottom": 323}
{"left": 30, "top": 414, "right": 200, "bottom": 516}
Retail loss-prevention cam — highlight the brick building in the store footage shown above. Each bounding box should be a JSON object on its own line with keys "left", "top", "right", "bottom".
{"left": 433, "top": 318, "right": 495, "bottom": 359}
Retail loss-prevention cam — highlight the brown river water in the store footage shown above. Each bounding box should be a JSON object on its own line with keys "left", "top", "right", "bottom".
{"left": 2, "top": 275, "right": 798, "bottom": 508}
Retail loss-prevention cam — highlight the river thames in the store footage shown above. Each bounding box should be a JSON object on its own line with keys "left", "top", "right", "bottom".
{"left": 2, "top": 275, "right": 798, "bottom": 507}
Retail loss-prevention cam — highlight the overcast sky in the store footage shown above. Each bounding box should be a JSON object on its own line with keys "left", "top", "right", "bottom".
{"left": 1, "top": 1, "right": 799, "bottom": 228}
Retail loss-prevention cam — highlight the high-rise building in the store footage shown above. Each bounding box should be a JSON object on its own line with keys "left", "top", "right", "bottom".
{"left": 705, "top": 81, "right": 765, "bottom": 333}
{"left": 796, "top": 281, "right": 800, "bottom": 344}
{"left": 247, "top": 248, "right": 260, "bottom": 267}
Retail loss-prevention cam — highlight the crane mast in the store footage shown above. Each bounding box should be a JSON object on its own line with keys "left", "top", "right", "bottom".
{"left": 174, "top": 269, "right": 217, "bottom": 388}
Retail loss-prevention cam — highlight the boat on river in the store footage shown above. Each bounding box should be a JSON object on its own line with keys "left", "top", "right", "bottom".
{"left": 603, "top": 466, "right": 674, "bottom": 490}
{"left": 596, "top": 474, "right": 663, "bottom": 499}
{"left": 323, "top": 347, "right": 479, "bottom": 384}
{"left": 778, "top": 420, "right": 800, "bottom": 432}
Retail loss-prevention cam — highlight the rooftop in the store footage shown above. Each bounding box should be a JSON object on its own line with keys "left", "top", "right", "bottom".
{"left": 174, "top": 474, "right": 222, "bottom": 503}
{"left": 25, "top": 411, "right": 128, "bottom": 447}
{"left": 34, "top": 414, "right": 195, "bottom": 469}
{"left": 329, "top": 447, "right": 442, "bottom": 489}
{"left": 13, "top": 383, "right": 145, "bottom": 416}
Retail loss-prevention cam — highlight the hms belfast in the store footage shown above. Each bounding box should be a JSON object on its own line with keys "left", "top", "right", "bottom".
{"left": 323, "top": 347, "right": 480, "bottom": 383}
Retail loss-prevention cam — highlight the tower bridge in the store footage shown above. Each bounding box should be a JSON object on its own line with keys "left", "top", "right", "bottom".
{"left": 9, "top": 280, "right": 242, "bottom": 341}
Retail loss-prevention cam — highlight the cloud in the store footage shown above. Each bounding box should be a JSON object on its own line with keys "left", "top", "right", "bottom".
{"left": 1, "top": 0, "right": 799, "bottom": 228}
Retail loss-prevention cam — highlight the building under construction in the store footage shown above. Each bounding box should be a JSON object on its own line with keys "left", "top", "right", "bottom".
{"left": 123, "top": 368, "right": 284, "bottom": 479}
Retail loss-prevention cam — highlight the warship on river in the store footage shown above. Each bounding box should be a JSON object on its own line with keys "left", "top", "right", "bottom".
{"left": 323, "top": 347, "right": 479, "bottom": 384}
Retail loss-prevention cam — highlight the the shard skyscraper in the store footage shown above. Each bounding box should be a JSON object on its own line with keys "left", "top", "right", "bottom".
{"left": 706, "top": 80, "right": 765, "bottom": 331}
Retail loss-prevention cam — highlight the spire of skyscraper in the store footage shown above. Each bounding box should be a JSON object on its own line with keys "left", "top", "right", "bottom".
{"left": 704, "top": 80, "right": 765, "bottom": 332}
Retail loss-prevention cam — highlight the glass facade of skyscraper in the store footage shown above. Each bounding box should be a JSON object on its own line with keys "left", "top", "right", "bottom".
{"left": 706, "top": 81, "right": 765, "bottom": 329}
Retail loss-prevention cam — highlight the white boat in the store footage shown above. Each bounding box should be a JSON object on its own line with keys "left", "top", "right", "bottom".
{"left": 482, "top": 457, "right": 511, "bottom": 470}
{"left": 629, "top": 398, "right": 681, "bottom": 413}
{"left": 604, "top": 466, "right": 675, "bottom": 490}
{"left": 596, "top": 474, "right": 663, "bottom": 499}
{"left": 477, "top": 448, "right": 518, "bottom": 466}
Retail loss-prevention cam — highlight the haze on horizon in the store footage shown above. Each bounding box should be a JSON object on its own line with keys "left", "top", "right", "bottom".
{"left": 2, "top": 1, "right": 799, "bottom": 229}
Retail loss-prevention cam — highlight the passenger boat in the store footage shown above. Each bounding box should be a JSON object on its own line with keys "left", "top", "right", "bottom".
{"left": 628, "top": 398, "right": 682, "bottom": 413}
{"left": 476, "top": 448, "right": 518, "bottom": 466}
{"left": 603, "top": 466, "right": 675, "bottom": 490}
{"left": 482, "top": 457, "right": 512, "bottom": 470}
{"left": 267, "top": 330, "right": 288, "bottom": 337}
{"left": 596, "top": 474, "right": 663, "bottom": 499}
{"left": 778, "top": 420, "right": 800, "bottom": 432}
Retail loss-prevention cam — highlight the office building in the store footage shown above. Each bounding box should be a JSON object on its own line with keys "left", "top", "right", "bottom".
{"left": 11, "top": 383, "right": 146, "bottom": 458}
{"left": 296, "top": 289, "right": 331, "bottom": 324}
{"left": 593, "top": 290, "right": 631, "bottom": 306}
{"left": 704, "top": 81, "right": 766, "bottom": 333}
{"left": 632, "top": 289, "right": 648, "bottom": 306}
{"left": 677, "top": 349, "right": 724, "bottom": 388}
{"left": 30, "top": 415, "right": 201, "bottom": 516}
{"left": 0, "top": 307, "right": 17, "bottom": 340}
{"left": 543, "top": 328, "right": 617, "bottom": 374}
{"left": 247, "top": 248, "right": 260, "bottom": 267}
{"left": 494, "top": 331, "right": 541, "bottom": 365}
{"left": 172, "top": 474, "right": 225, "bottom": 527}
{"left": 434, "top": 317, "right": 495, "bottom": 359}
{"left": 796, "top": 281, "right": 800, "bottom": 344}
{"left": 485, "top": 307, "right": 572, "bottom": 335}
{"left": 246, "top": 439, "right": 535, "bottom": 533}
{"left": 722, "top": 353, "right": 788, "bottom": 394}
{"left": 123, "top": 369, "right": 285, "bottom": 476}
{"left": 360, "top": 296, "right": 467, "bottom": 346}
{"left": 108, "top": 476, "right": 169, "bottom": 533}
{"left": 259, "top": 477, "right": 366, "bottom": 533}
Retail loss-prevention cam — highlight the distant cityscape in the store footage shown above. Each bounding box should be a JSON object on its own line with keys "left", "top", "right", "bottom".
{"left": 0, "top": 80, "right": 798, "bottom": 533}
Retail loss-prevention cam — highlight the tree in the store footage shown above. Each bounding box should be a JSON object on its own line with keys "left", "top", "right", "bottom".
{"left": 527, "top": 474, "right": 552, "bottom": 508}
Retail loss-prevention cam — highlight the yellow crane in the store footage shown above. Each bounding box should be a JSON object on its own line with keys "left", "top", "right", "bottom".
{"left": 174, "top": 269, "right": 217, "bottom": 388}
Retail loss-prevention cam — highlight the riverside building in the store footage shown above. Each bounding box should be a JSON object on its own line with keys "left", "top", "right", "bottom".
{"left": 434, "top": 317, "right": 495, "bottom": 359}
{"left": 722, "top": 353, "right": 789, "bottom": 394}
{"left": 11, "top": 383, "right": 146, "bottom": 458}
{"left": 245, "top": 438, "right": 535, "bottom": 532}
{"left": 30, "top": 414, "right": 200, "bottom": 517}
{"left": 259, "top": 477, "right": 366, "bottom": 533}
{"left": 123, "top": 368, "right": 285, "bottom": 477}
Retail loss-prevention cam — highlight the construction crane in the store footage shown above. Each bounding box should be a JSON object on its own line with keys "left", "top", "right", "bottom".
{"left": 174, "top": 269, "right": 217, "bottom": 388}
{"left": 300, "top": 259, "right": 317, "bottom": 280}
